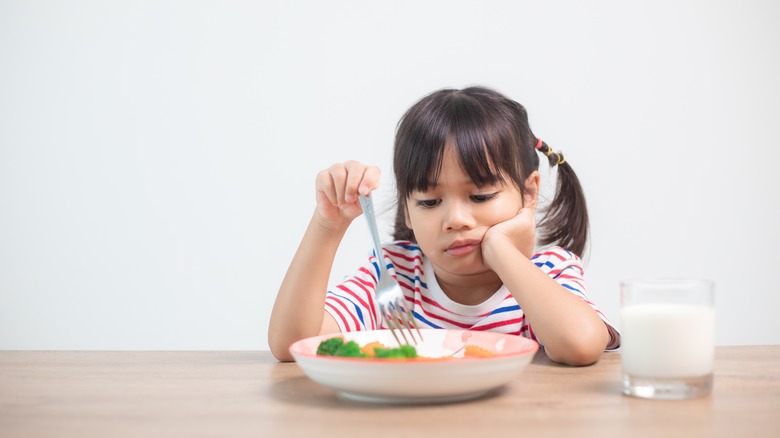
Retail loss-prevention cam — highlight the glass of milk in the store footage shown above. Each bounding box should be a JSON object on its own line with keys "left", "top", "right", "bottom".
{"left": 620, "top": 279, "right": 715, "bottom": 399}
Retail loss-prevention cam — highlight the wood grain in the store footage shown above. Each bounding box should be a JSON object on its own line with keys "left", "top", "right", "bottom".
{"left": 1, "top": 347, "right": 778, "bottom": 437}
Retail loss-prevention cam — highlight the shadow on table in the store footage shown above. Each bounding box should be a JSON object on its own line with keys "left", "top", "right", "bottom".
{"left": 265, "top": 372, "right": 506, "bottom": 410}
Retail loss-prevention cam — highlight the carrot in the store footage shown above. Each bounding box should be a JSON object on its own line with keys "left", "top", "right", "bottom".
{"left": 464, "top": 345, "right": 494, "bottom": 357}
{"left": 360, "top": 341, "right": 386, "bottom": 357}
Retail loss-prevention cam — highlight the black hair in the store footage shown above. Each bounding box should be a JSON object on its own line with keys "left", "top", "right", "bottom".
{"left": 392, "top": 86, "right": 589, "bottom": 257}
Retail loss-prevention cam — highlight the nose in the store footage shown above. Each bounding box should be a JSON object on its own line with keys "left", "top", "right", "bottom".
{"left": 443, "top": 199, "right": 475, "bottom": 231}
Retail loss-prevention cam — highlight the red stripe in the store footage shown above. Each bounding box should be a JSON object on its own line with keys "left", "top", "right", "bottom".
{"left": 328, "top": 296, "right": 361, "bottom": 331}
{"left": 417, "top": 292, "right": 454, "bottom": 314}
{"left": 557, "top": 273, "right": 583, "bottom": 282}
{"left": 391, "top": 261, "right": 423, "bottom": 277}
{"left": 415, "top": 307, "right": 473, "bottom": 329}
{"left": 544, "top": 249, "right": 568, "bottom": 262}
{"left": 475, "top": 317, "right": 525, "bottom": 331}
{"left": 386, "top": 247, "right": 423, "bottom": 264}
{"left": 358, "top": 265, "right": 378, "bottom": 282}
{"left": 325, "top": 300, "right": 351, "bottom": 331}
{"left": 337, "top": 281, "right": 377, "bottom": 329}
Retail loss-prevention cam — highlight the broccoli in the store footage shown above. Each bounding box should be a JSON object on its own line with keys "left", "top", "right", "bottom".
{"left": 316, "top": 337, "right": 417, "bottom": 359}
{"left": 334, "top": 341, "right": 366, "bottom": 357}
{"left": 316, "top": 337, "right": 366, "bottom": 358}
{"left": 316, "top": 337, "right": 346, "bottom": 356}
{"left": 373, "top": 344, "right": 417, "bottom": 359}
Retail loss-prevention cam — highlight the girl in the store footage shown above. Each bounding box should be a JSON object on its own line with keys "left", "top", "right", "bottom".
{"left": 268, "top": 86, "right": 620, "bottom": 365}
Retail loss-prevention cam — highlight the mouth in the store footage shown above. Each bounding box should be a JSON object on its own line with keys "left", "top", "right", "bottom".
{"left": 445, "top": 239, "right": 481, "bottom": 257}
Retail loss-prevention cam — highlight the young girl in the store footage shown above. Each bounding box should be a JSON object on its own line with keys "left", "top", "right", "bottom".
{"left": 268, "top": 86, "right": 620, "bottom": 365}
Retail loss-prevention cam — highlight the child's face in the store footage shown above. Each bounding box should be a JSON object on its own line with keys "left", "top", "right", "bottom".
{"left": 404, "top": 146, "right": 529, "bottom": 279}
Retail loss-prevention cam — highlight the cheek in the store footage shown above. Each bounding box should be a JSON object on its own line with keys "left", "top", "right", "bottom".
{"left": 406, "top": 210, "right": 425, "bottom": 231}
{"left": 488, "top": 198, "right": 524, "bottom": 222}
{"left": 404, "top": 201, "right": 415, "bottom": 229}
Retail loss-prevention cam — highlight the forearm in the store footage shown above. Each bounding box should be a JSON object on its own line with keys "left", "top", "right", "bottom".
{"left": 483, "top": 239, "right": 609, "bottom": 366}
{"left": 268, "top": 213, "right": 348, "bottom": 360}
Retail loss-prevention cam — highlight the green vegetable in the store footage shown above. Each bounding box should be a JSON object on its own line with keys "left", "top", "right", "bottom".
{"left": 316, "top": 337, "right": 345, "bottom": 356}
{"left": 316, "top": 337, "right": 366, "bottom": 358}
{"left": 374, "top": 344, "right": 417, "bottom": 359}
{"left": 316, "top": 337, "right": 418, "bottom": 359}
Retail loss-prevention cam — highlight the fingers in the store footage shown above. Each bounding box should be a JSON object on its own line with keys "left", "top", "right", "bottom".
{"left": 316, "top": 161, "right": 381, "bottom": 210}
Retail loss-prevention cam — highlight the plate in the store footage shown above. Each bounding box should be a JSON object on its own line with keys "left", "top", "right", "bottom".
{"left": 289, "top": 329, "right": 539, "bottom": 404}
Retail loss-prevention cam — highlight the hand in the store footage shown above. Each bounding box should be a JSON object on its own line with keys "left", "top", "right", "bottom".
{"left": 482, "top": 207, "right": 537, "bottom": 264}
{"left": 314, "top": 161, "right": 381, "bottom": 229}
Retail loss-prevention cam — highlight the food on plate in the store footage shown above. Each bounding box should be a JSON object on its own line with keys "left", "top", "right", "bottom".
{"left": 464, "top": 344, "right": 494, "bottom": 357}
{"left": 315, "top": 336, "right": 495, "bottom": 359}
{"left": 373, "top": 344, "right": 418, "bottom": 359}
{"left": 316, "top": 337, "right": 366, "bottom": 357}
{"left": 360, "top": 341, "right": 385, "bottom": 357}
{"left": 316, "top": 337, "right": 417, "bottom": 359}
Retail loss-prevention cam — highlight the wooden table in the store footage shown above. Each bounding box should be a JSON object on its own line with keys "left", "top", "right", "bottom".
{"left": 1, "top": 346, "right": 778, "bottom": 437}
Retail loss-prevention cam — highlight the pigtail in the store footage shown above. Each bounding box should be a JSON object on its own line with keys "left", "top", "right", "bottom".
{"left": 536, "top": 140, "right": 589, "bottom": 257}
{"left": 391, "top": 87, "right": 591, "bottom": 257}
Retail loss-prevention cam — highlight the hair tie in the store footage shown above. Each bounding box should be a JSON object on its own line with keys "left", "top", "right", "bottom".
{"left": 536, "top": 138, "right": 565, "bottom": 164}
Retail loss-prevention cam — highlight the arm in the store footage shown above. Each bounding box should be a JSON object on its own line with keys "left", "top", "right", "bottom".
{"left": 482, "top": 209, "right": 609, "bottom": 366}
{"left": 267, "top": 161, "right": 380, "bottom": 361}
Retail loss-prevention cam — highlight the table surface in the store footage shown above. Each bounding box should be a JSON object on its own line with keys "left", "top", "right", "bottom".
{"left": 1, "top": 346, "right": 779, "bottom": 438}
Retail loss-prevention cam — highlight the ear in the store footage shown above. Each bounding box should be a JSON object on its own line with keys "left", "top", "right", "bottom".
{"left": 523, "top": 171, "right": 540, "bottom": 209}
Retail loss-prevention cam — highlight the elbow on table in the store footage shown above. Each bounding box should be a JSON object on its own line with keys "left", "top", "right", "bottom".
{"left": 546, "top": 344, "right": 603, "bottom": 366}
{"left": 543, "top": 329, "right": 609, "bottom": 366}
{"left": 268, "top": 334, "right": 296, "bottom": 362}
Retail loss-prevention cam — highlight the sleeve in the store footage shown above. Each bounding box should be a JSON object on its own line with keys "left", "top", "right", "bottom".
{"left": 531, "top": 247, "right": 621, "bottom": 351}
{"left": 323, "top": 250, "right": 381, "bottom": 333}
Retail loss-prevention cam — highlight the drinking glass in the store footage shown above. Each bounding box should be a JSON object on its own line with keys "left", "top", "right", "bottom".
{"left": 620, "top": 279, "right": 715, "bottom": 399}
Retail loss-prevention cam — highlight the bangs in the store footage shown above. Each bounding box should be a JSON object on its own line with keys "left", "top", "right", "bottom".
{"left": 395, "top": 90, "right": 520, "bottom": 198}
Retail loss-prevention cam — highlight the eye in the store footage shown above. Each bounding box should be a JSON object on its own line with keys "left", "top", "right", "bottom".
{"left": 470, "top": 193, "right": 498, "bottom": 203}
{"left": 414, "top": 199, "right": 440, "bottom": 208}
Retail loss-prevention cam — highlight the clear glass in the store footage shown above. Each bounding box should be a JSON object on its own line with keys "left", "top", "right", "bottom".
{"left": 620, "top": 279, "right": 715, "bottom": 399}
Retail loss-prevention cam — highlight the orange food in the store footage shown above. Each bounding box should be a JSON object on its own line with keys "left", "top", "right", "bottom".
{"left": 361, "top": 341, "right": 386, "bottom": 357}
{"left": 463, "top": 344, "right": 494, "bottom": 357}
{"left": 331, "top": 338, "right": 495, "bottom": 360}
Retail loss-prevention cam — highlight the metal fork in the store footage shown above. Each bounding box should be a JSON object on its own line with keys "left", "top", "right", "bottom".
{"left": 358, "top": 194, "right": 422, "bottom": 346}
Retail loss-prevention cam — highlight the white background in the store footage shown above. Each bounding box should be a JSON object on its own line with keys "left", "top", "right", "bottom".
{"left": 1, "top": 0, "right": 778, "bottom": 350}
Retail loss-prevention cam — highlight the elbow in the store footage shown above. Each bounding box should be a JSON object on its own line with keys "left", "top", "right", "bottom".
{"left": 546, "top": 344, "right": 602, "bottom": 366}
{"left": 270, "top": 346, "right": 295, "bottom": 362}
{"left": 544, "top": 326, "right": 609, "bottom": 366}
{"left": 268, "top": 333, "right": 295, "bottom": 362}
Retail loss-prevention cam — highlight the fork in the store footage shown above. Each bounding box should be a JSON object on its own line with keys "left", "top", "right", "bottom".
{"left": 358, "top": 194, "right": 422, "bottom": 346}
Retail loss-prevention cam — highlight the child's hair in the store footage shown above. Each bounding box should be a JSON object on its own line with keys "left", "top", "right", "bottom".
{"left": 391, "top": 86, "right": 590, "bottom": 257}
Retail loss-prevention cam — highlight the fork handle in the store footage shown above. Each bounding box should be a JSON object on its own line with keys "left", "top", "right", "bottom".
{"left": 358, "top": 194, "right": 386, "bottom": 279}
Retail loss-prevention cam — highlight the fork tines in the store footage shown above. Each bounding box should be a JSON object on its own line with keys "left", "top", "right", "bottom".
{"left": 383, "top": 299, "right": 423, "bottom": 346}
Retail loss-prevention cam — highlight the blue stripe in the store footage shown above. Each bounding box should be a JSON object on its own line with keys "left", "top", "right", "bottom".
{"left": 534, "top": 260, "right": 555, "bottom": 269}
{"left": 327, "top": 290, "right": 366, "bottom": 327}
{"left": 412, "top": 311, "right": 441, "bottom": 329}
{"left": 369, "top": 248, "right": 398, "bottom": 281}
{"left": 562, "top": 283, "right": 585, "bottom": 297}
{"left": 396, "top": 271, "right": 427, "bottom": 290}
{"left": 396, "top": 242, "right": 420, "bottom": 251}
{"left": 490, "top": 304, "right": 520, "bottom": 315}
{"left": 397, "top": 271, "right": 414, "bottom": 284}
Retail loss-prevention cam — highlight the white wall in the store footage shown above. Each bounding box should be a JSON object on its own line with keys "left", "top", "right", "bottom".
{"left": 1, "top": 0, "right": 778, "bottom": 350}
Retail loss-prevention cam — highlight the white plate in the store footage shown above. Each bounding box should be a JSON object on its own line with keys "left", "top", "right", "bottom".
{"left": 289, "top": 329, "right": 539, "bottom": 404}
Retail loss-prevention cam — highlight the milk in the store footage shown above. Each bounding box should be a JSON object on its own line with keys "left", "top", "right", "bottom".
{"left": 620, "top": 303, "right": 715, "bottom": 378}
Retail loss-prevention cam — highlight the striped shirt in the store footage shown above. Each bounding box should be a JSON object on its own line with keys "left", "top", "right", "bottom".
{"left": 324, "top": 241, "right": 621, "bottom": 350}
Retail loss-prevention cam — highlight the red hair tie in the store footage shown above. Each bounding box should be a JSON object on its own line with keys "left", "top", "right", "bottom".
{"left": 534, "top": 138, "right": 543, "bottom": 150}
